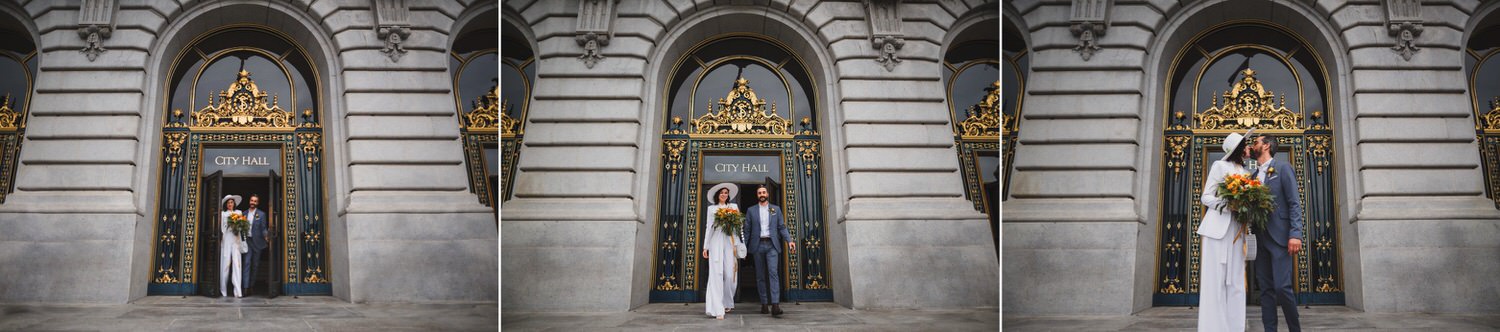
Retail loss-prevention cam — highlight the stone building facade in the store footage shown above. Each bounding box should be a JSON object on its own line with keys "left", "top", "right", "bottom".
{"left": 1003, "top": 0, "right": 1500, "bottom": 315}
{"left": 0, "top": 0, "right": 498, "bottom": 303}
{"left": 500, "top": 0, "right": 1001, "bottom": 311}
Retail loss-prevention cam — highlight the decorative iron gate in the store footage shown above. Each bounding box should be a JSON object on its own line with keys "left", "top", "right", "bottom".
{"left": 148, "top": 70, "right": 330, "bottom": 296}
{"left": 650, "top": 77, "right": 831, "bottom": 302}
{"left": 1154, "top": 68, "right": 1343, "bottom": 305}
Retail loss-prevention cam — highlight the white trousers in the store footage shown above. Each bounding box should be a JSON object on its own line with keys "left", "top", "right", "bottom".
{"left": 1197, "top": 224, "right": 1247, "bottom": 332}
{"left": 220, "top": 241, "right": 243, "bottom": 297}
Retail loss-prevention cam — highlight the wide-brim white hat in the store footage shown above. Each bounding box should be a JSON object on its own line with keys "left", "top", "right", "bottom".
{"left": 221, "top": 194, "right": 242, "bottom": 208}
{"left": 1220, "top": 128, "right": 1256, "bottom": 160}
{"left": 705, "top": 182, "right": 738, "bottom": 204}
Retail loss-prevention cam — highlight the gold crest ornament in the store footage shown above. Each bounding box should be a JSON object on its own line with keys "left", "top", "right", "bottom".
{"left": 191, "top": 70, "right": 295, "bottom": 129}
{"left": 691, "top": 77, "right": 791, "bottom": 136}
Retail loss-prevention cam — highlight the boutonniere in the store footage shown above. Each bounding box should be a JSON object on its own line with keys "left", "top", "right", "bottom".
{"left": 1266, "top": 167, "right": 1276, "bottom": 175}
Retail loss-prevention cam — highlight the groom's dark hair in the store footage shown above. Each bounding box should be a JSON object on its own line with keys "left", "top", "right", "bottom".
{"left": 1258, "top": 135, "right": 1279, "bottom": 157}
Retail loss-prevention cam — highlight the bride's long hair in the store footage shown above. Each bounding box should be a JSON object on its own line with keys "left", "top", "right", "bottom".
{"left": 1225, "top": 135, "right": 1253, "bottom": 167}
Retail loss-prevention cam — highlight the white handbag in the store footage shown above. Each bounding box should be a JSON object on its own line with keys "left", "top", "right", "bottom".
{"left": 1243, "top": 234, "right": 1258, "bottom": 261}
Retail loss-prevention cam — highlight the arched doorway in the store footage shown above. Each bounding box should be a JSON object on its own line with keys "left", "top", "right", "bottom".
{"left": 649, "top": 34, "right": 831, "bottom": 303}
{"left": 1153, "top": 22, "right": 1344, "bottom": 306}
{"left": 0, "top": 15, "right": 35, "bottom": 204}
{"left": 147, "top": 26, "right": 331, "bottom": 296}
{"left": 946, "top": 18, "right": 1003, "bottom": 255}
{"left": 1469, "top": 18, "right": 1500, "bottom": 207}
{"left": 451, "top": 14, "right": 500, "bottom": 213}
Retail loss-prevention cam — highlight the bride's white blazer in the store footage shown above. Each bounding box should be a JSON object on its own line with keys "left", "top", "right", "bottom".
{"left": 1195, "top": 160, "right": 1245, "bottom": 241}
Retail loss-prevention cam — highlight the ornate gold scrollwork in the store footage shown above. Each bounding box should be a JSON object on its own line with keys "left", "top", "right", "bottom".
{"left": 959, "top": 81, "right": 1001, "bottom": 139}
{"left": 463, "top": 85, "right": 506, "bottom": 134}
{"left": 657, "top": 275, "right": 680, "bottom": 291}
{"left": 662, "top": 139, "right": 686, "bottom": 177}
{"left": 796, "top": 140, "right": 819, "bottom": 176}
{"left": 304, "top": 266, "right": 327, "bottom": 283}
{"left": 163, "top": 132, "right": 188, "bottom": 169}
{"left": 1166, "top": 136, "right": 1190, "bottom": 175}
{"left": 153, "top": 266, "right": 179, "bottom": 284}
{"left": 1197, "top": 69, "right": 1304, "bottom": 130}
{"left": 691, "top": 77, "right": 791, "bottom": 136}
{"left": 191, "top": 70, "right": 295, "bottom": 129}
{"left": 1308, "top": 135, "right": 1330, "bottom": 174}
{"left": 297, "top": 133, "right": 321, "bottom": 170}
{"left": 0, "top": 95, "right": 22, "bottom": 131}
{"left": 1481, "top": 98, "right": 1500, "bottom": 131}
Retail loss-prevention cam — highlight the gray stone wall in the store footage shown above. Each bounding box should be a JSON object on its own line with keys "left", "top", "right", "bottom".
{"left": 1004, "top": 0, "right": 1500, "bottom": 315}
{"left": 0, "top": 0, "right": 497, "bottom": 304}
{"left": 501, "top": 0, "right": 998, "bottom": 311}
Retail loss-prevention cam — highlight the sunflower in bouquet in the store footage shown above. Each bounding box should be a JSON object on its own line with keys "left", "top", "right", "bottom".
{"left": 227, "top": 212, "right": 250, "bottom": 237}
{"left": 1216, "top": 173, "right": 1275, "bottom": 233}
{"left": 713, "top": 207, "right": 745, "bottom": 237}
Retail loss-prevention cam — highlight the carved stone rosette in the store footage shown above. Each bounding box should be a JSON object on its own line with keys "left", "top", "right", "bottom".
{"left": 864, "top": 0, "right": 905, "bottom": 71}
{"left": 1069, "top": 0, "right": 1112, "bottom": 61}
{"left": 575, "top": 0, "right": 618, "bottom": 69}
{"left": 77, "top": 0, "right": 115, "bottom": 62}
{"left": 378, "top": 25, "right": 411, "bottom": 62}
{"left": 690, "top": 77, "right": 791, "bottom": 136}
{"left": 191, "top": 70, "right": 295, "bottom": 129}
{"left": 1195, "top": 69, "right": 1303, "bottom": 131}
{"left": 1385, "top": 0, "right": 1423, "bottom": 61}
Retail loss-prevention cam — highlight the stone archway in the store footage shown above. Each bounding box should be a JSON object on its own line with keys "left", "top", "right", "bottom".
{"left": 135, "top": 1, "right": 349, "bottom": 300}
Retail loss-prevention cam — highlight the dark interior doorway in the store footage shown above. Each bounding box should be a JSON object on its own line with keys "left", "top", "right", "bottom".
{"left": 196, "top": 171, "right": 282, "bottom": 298}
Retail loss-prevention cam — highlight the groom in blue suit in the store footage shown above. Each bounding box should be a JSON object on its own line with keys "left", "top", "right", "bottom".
{"left": 744, "top": 185, "right": 795, "bottom": 317}
{"left": 241, "top": 194, "right": 271, "bottom": 296}
{"left": 1250, "top": 135, "right": 1303, "bottom": 332}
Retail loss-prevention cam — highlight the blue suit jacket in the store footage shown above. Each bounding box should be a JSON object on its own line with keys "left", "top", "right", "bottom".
{"left": 248, "top": 209, "right": 269, "bottom": 251}
{"left": 1256, "top": 159, "right": 1304, "bottom": 247}
{"left": 744, "top": 203, "right": 791, "bottom": 254}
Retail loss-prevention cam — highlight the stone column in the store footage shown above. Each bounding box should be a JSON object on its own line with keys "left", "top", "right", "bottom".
{"left": 1002, "top": 0, "right": 1154, "bottom": 315}
{"left": 828, "top": 0, "right": 998, "bottom": 309}
{"left": 327, "top": 0, "right": 496, "bottom": 302}
{"left": 0, "top": 0, "right": 144, "bottom": 303}
{"left": 500, "top": 0, "right": 651, "bottom": 311}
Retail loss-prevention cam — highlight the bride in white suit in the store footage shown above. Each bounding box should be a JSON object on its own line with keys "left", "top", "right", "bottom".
{"left": 701, "top": 182, "right": 747, "bottom": 319}
{"left": 219, "top": 195, "right": 248, "bottom": 298}
{"left": 1197, "top": 129, "right": 1255, "bottom": 331}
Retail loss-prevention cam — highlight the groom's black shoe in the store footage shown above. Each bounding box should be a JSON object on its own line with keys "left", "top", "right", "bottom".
{"left": 771, "top": 304, "right": 783, "bottom": 317}
{"left": 760, "top": 304, "right": 769, "bottom": 314}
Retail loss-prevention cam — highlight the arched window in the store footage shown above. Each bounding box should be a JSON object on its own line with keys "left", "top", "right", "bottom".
{"left": 454, "top": 21, "right": 500, "bottom": 208}
{"left": 0, "top": 18, "right": 36, "bottom": 204}
{"left": 946, "top": 20, "right": 1002, "bottom": 255}
{"left": 662, "top": 35, "right": 818, "bottom": 132}
{"left": 1155, "top": 22, "right": 1342, "bottom": 306}
{"left": 492, "top": 23, "right": 528, "bottom": 205}
{"left": 165, "top": 28, "right": 318, "bottom": 125}
{"left": 1468, "top": 24, "right": 1500, "bottom": 207}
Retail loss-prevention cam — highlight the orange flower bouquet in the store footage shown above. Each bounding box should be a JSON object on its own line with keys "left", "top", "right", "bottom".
{"left": 713, "top": 207, "right": 744, "bottom": 237}
{"left": 227, "top": 212, "right": 250, "bottom": 237}
{"left": 1216, "top": 173, "right": 1275, "bottom": 233}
